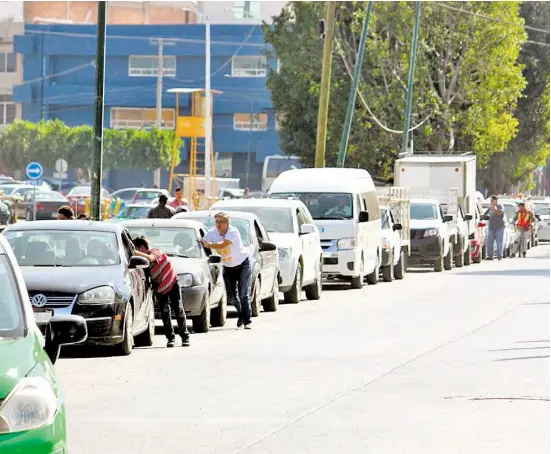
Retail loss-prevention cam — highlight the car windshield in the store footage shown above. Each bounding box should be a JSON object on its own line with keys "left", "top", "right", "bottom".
{"left": 4, "top": 230, "right": 120, "bottom": 267}
{"left": 535, "top": 205, "right": 550, "bottom": 216}
{"left": 503, "top": 204, "right": 517, "bottom": 221}
{"left": 219, "top": 206, "right": 294, "bottom": 233}
{"left": 0, "top": 255, "right": 25, "bottom": 339}
{"left": 116, "top": 206, "right": 152, "bottom": 219}
{"left": 411, "top": 203, "right": 438, "bottom": 220}
{"left": 183, "top": 216, "right": 252, "bottom": 246}
{"left": 0, "top": 185, "right": 30, "bottom": 194}
{"left": 136, "top": 190, "right": 163, "bottom": 200}
{"left": 380, "top": 209, "right": 392, "bottom": 229}
{"left": 34, "top": 191, "right": 67, "bottom": 201}
{"left": 271, "top": 192, "right": 353, "bottom": 220}
{"left": 126, "top": 227, "right": 202, "bottom": 259}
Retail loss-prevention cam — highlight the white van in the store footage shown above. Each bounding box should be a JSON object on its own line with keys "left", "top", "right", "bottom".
{"left": 269, "top": 168, "right": 381, "bottom": 289}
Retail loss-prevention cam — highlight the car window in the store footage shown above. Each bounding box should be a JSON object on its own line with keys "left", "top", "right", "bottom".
{"left": 296, "top": 209, "right": 307, "bottom": 228}
{"left": 213, "top": 207, "right": 294, "bottom": 234}
{"left": 126, "top": 227, "right": 202, "bottom": 259}
{"left": 121, "top": 231, "right": 134, "bottom": 262}
{"left": 0, "top": 255, "right": 25, "bottom": 339}
{"left": 116, "top": 205, "right": 152, "bottom": 219}
{"left": 380, "top": 209, "right": 391, "bottom": 229}
{"left": 4, "top": 230, "right": 120, "bottom": 267}
{"left": 254, "top": 220, "right": 265, "bottom": 244}
{"left": 271, "top": 192, "right": 353, "bottom": 220}
{"left": 113, "top": 190, "right": 134, "bottom": 201}
{"left": 137, "top": 190, "right": 162, "bottom": 201}
{"left": 411, "top": 203, "right": 438, "bottom": 220}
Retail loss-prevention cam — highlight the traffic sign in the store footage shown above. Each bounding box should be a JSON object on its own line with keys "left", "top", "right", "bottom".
{"left": 55, "top": 159, "right": 68, "bottom": 173}
{"left": 26, "top": 162, "right": 43, "bottom": 180}
{"left": 53, "top": 172, "right": 68, "bottom": 179}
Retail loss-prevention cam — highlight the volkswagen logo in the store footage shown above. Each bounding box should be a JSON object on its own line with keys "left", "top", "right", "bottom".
{"left": 31, "top": 294, "right": 48, "bottom": 308}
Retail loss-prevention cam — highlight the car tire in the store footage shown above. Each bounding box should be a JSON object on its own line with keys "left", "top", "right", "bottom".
{"left": 284, "top": 263, "right": 302, "bottom": 304}
{"left": 193, "top": 293, "right": 210, "bottom": 333}
{"left": 443, "top": 245, "right": 453, "bottom": 271}
{"left": 454, "top": 241, "right": 464, "bottom": 268}
{"left": 135, "top": 302, "right": 155, "bottom": 347}
{"left": 366, "top": 254, "right": 379, "bottom": 285}
{"left": 382, "top": 254, "right": 394, "bottom": 282}
{"left": 251, "top": 276, "right": 261, "bottom": 317}
{"left": 305, "top": 259, "right": 322, "bottom": 299}
{"left": 116, "top": 303, "right": 134, "bottom": 356}
{"left": 434, "top": 243, "right": 444, "bottom": 272}
{"left": 262, "top": 275, "right": 280, "bottom": 312}
{"left": 473, "top": 245, "right": 482, "bottom": 264}
{"left": 394, "top": 249, "right": 406, "bottom": 279}
{"left": 211, "top": 291, "right": 227, "bottom": 328}
{"left": 463, "top": 246, "right": 472, "bottom": 266}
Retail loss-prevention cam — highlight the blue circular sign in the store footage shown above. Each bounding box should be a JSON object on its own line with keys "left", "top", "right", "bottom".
{"left": 26, "top": 161, "right": 43, "bottom": 180}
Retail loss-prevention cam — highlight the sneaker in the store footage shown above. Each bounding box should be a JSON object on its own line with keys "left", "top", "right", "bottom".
{"left": 497, "top": 257, "right": 502, "bottom": 261}
{"left": 522, "top": 252, "right": 527, "bottom": 258}
{"left": 181, "top": 337, "right": 190, "bottom": 347}
{"left": 237, "top": 318, "right": 244, "bottom": 328}
{"left": 167, "top": 340, "right": 175, "bottom": 348}
{"left": 244, "top": 324, "right": 252, "bottom": 330}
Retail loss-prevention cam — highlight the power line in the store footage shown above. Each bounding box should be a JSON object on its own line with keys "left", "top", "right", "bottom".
{"left": 435, "top": 2, "right": 550, "bottom": 35}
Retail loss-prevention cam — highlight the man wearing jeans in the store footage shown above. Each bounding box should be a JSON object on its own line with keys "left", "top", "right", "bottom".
{"left": 200, "top": 212, "right": 252, "bottom": 329}
{"left": 484, "top": 195, "right": 506, "bottom": 260}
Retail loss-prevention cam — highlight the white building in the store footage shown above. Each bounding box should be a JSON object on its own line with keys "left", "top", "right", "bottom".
{"left": 196, "top": 1, "right": 287, "bottom": 23}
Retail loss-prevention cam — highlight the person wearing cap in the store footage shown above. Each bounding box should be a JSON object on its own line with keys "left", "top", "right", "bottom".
{"left": 515, "top": 201, "right": 535, "bottom": 258}
{"left": 147, "top": 194, "right": 175, "bottom": 219}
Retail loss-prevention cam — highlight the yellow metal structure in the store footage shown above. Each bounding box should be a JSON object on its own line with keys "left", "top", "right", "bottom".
{"left": 168, "top": 88, "right": 221, "bottom": 210}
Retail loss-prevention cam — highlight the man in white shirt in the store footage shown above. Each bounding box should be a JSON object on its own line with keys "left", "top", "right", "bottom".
{"left": 200, "top": 212, "right": 253, "bottom": 329}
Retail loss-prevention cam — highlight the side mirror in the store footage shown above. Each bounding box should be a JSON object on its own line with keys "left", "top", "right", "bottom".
{"left": 464, "top": 214, "right": 473, "bottom": 221}
{"left": 482, "top": 215, "right": 490, "bottom": 221}
{"left": 392, "top": 223, "right": 403, "bottom": 231}
{"left": 208, "top": 255, "right": 221, "bottom": 264}
{"left": 44, "top": 315, "right": 88, "bottom": 364}
{"left": 129, "top": 255, "right": 149, "bottom": 269}
{"left": 477, "top": 222, "right": 486, "bottom": 228}
{"left": 260, "top": 241, "right": 277, "bottom": 252}
{"left": 300, "top": 224, "right": 316, "bottom": 235}
{"left": 443, "top": 215, "right": 453, "bottom": 222}
{"left": 358, "top": 211, "right": 369, "bottom": 223}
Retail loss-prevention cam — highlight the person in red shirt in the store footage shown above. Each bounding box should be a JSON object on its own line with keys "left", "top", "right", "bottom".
{"left": 131, "top": 236, "right": 190, "bottom": 347}
{"left": 168, "top": 187, "right": 190, "bottom": 212}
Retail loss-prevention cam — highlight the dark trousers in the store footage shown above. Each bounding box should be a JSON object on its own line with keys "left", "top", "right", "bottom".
{"left": 223, "top": 258, "right": 252, "bottom": 324}
{"left": 158, "top": 282, "right": 190, "bottom": 341}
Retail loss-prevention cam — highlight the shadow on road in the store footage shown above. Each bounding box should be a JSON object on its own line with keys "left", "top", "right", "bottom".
{"left": 457, "top": 269, "right": 549, "bottom": 277}
{"left": 515, "top": 340, "right": 550, "bottom": 343}
{"left": 489, "top": 346, "right": 550, "bottom": 352}
{"left": 494, "top": 355, "right": 550, "bottom": 362}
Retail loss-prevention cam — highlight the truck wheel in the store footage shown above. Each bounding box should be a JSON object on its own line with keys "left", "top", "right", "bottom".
{"left": 464, "top": 247, "right": 472, "bottom": 266}
{"left": 454, "top": 241, "right": 464, "bottom": 268}
{"left": 434, "top": 247, "right": 444, "bottom": 272}
{"left": 473, "top": 246, "right": 482, "bottom": 264}
{"left": 366, "top": 255, "right": 379, "bottom": 285}
{"left": 382, "top": 253, "right": 393, "bottom": 282}
{"left": 284, "top": 263, "right": 302, "bottom": 304}
{"left": 443, "top": 246, "right": 453, "bottom": 271}
{"left": 394, "top": 250, "right": 406, "bottom": 279}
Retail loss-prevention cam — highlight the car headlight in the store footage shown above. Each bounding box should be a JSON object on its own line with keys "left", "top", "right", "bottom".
{"left": 423, "top": 228, "right": 438, "bottom": 238}
{"left": 78, "top": 286, "right": 115, "bottom": 305}
{"left": 382, "top": 239, "right": 392, "bottom": 250}
{"left": 0, "top": 377, "right": 57, "bottom": 434}
{"left": 178, "top": 273, "right": 194, "bottom": 288}
{"left": 278, "top": 247, "right": 292, "bottom": 260}
{"left": 337, "top": 237, "right": 356, "bottom": 250}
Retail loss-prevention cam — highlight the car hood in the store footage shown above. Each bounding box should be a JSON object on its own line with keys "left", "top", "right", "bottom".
{"left": 167, "top": 256, "right": 203, "bottom": 273}
{"left": 266, "top": 232, "right": 296, "bottom": 249}
{"left": 314, "top": 219, "right": 354, "bottom": 240}
{"left": 0, "top": 335, "right": 39, "bottom": 399}
{"left": 410, "top": 219, "right": 442, "bottom": 229}
{"left": 20, "top": 265, "right": 122, "bottom": 294}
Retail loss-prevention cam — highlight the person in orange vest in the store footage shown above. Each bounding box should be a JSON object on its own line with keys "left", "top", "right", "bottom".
{"left": 515, "top": 202, "right": 535, "bottom": 258}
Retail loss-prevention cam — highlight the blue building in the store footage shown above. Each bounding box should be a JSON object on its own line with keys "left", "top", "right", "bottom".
{"left": 13, "top": 23, "right": 281, "bottom": 190}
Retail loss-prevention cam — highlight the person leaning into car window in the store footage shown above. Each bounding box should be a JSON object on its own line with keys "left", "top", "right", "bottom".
{"left": 131, "top": 236, "right": 191, "bottom": 348}
{"left": 200, "top": 212, "right": 253, "bottom": 330}
{"left": 78, "top": 213, "right": 90, "bottom": 220}
{"left": 57, "top": 205, "right": 75, "bottom": 220}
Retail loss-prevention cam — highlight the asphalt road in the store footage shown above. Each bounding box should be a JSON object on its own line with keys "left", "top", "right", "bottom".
{"left": 57, "top": 245, "right": 550, "bottom": 454}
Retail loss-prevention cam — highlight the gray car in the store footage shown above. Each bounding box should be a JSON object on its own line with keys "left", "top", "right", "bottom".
{"left": 173, "top": 210, "right": 281, "bottom": 316}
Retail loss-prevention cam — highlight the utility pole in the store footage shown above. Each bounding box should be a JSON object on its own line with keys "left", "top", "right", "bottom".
{"left": 246, "top": 98, "right": 255, "bottom": 188}
{"left": 90, "top": 1, "right": 107, "bottom": 221}
{"left": 337, "top": 1, "right": 373, "bottom": 168}
{"left": 314, "top": 1, "right": 337, "bottom": 168}
{"left": 401, "top": 1, "right": 421, "bottom": 155}
{"left": 151, "top": 37, "right": 175, "bottom": 188}
{"left": 204, "top": 19, "right": 212, "bottom": 200}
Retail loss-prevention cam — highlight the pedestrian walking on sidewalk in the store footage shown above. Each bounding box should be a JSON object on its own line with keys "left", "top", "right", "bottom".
{"left": 484, "top": 195, "right": 506, "bottom": 260}
{"left": 515, "top": 202, "right": 535, "bottom": 258}
{"left": 131, "top": 236, "right": 190, "bottom": 347}
{"left": 200, "top": 212, "right": 252, "bottom": 329}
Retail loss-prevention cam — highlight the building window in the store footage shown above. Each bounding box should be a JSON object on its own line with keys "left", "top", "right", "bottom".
{"left": 233, "top": 1, "right": 261, "bottom": 19}
{"left": 0, "top": 95, "right": 16, "bottom": 125}
{"left": 0, "top": 53, "right": 16, "bottom": 73}
{"left": 233, "top": 113, "right": 267, "bottom": 131}
{"left": 231, "top": 56, "right": 267, "bottom": 77}
{"left": 110, "top": 107, "right": 175, "bottom": 129}
{"left": 128, "top": 55, "right": 176, "bottom": 77}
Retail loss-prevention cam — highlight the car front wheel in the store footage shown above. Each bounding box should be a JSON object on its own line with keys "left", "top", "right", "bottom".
{"left": 116, "top": 303, "right": 134, "bottom": 355}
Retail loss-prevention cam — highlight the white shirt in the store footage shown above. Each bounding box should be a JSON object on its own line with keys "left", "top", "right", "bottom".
{"left": 205, "top": 226, "right": 248, "bottom": 268}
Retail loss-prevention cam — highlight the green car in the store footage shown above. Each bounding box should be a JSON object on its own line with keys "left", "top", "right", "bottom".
{"left": 0, "top": 235, "right": 87, "bottom": 453}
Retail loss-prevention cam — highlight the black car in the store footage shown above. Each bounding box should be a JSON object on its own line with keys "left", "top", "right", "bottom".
{"left": 122, "top": 219, "right": 227, "bottom": 333}
{"left": 3, "top": 221, "right": 155, "bottom": 355}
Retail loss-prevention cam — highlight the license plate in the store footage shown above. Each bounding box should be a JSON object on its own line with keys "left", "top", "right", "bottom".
{"left": 33, "top": 309, "right": 53, "bottom": 324}
{"left": 323, "top": 252, "right": 338, "bottom": 258}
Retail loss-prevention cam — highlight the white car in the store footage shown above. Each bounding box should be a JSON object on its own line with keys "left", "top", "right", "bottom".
{"left": 211, "top": 198, "right": 323, "bottom": 304}
{"left": 379, "top": 206, "right": 404, "bottom": 281}
{"left": 534, "top": 202, "right": 550, "bottom": 242}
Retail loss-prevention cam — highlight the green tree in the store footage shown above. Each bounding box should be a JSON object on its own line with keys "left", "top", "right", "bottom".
{"left": 263, "top": 1, "right": 527, "bottom": 181}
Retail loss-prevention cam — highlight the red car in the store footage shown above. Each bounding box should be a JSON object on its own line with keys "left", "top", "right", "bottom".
{"left": 469, "top": 204, "right": 487, "bottom": 263}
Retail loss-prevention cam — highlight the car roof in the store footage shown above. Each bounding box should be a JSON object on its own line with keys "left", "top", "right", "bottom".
{"left": 124, "top": 203, "right": 156, "bottom": 207}
{"left": 121, "top": 219, "right": 205, "bottom": 229}
{"left": 0, "top": 234, "right": 9, "bottom": 254}
{"left": 213, "top": 198, "right": 303, "bottom": 209}
{"left": 270, "top": 167, "right": 375, "bottom": 193}
{"left": 115, "top": 187, "right": 166, "bottom": 192}
{"left": 4, "top": 220, "right": 123, "bottom": 233}
{"left": 175, "top": 210, "right": 259, "bottom": 222}
{"left": 410, "top": 198, "right": 441, "bottom": 205}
